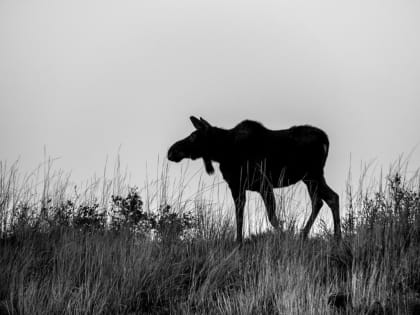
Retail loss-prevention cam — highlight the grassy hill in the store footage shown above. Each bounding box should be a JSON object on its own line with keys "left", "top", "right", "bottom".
{"left": 0, "top": 160, "right": 419, "bottom": 314}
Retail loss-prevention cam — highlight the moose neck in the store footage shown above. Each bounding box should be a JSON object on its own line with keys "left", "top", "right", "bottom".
{"left": 205, "top": 127, "right": 232, "bottom": 162}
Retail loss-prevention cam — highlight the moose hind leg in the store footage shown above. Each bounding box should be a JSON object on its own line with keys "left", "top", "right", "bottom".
{"left": 302, "top": 179, "right": 324, "bottom": 239}
{"left": 319, "top": 177, "right": 341, "bottom": 240}
{"left": 261, "top": 188, "right": 279, "bottom": 229}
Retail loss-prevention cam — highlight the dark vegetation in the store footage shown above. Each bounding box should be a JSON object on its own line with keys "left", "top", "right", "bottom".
{"left": 1, "top": 160, "right": 420, "bottom": 314}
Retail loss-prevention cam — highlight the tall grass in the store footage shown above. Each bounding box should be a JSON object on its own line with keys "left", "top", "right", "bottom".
{"left": 0, "top": 158, "right": 419, "bottom": 314}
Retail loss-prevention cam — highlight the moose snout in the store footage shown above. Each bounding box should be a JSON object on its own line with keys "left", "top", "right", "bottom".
{"left": 167, "top": 145, "right": 183, "bottom": 162}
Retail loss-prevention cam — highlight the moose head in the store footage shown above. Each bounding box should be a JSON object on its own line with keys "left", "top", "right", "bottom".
{"left": 167, "top": 116, "right": 215, "bottom": 174}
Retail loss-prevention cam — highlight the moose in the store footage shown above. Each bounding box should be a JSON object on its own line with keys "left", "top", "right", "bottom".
{"left": 167, "top": 116, "right": 341, "bottom": 243}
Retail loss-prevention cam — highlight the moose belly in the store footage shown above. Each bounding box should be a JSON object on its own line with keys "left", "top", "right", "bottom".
{"left": 244, "top": 168, "right": 303, "bottom": 191}
{"left": 220, "top": 160, "right": 307, "bottom": 191}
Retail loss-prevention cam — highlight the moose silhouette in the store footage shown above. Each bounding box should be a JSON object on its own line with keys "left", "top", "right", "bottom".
{"left": 168, "top": 116, "right": 341, "bottom": 243}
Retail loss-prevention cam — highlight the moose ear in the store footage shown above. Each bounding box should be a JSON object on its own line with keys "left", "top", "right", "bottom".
{"left": 199, "top": 117, "right": 211, "bottom": 129}
{"left": 190, "top": 116, "right": 204, "bottom": 130}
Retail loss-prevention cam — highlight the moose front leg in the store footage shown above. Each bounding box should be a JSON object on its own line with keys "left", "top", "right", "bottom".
{"left": 230, "top": 187, "right": 246, "bottom": 243}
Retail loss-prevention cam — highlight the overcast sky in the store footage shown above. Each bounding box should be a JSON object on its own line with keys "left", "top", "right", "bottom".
{"left": 1, "top": 0, "right": 420, "bottom": 208}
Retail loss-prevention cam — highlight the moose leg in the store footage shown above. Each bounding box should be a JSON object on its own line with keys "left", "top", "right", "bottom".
{"left": 302, "top": 179, "right": 324, "bottom": 239}
{"left": 261, "top": 188, "right": 279, "bottom": 229}
{"left": 319, "top": 177, "right": 341, "bottom": 240}
{"left": 230, "top": 187, "right": 246, "bottom": 243}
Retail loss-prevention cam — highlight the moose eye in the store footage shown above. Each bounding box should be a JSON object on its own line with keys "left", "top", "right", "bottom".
{"left": 190, "top": 133, "right": 198, "bottom": 141}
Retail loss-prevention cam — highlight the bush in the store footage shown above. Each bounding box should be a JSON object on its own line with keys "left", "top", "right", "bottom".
{"left": 73, "top": 203, "right": 106, "bottom": 231}
{"left": 108, "top": 187, "right": 197, "bottom": 241}
{"left": 154, "top": 204, "right": 197, "bottom": 242}
{"left": 110, "top": 187, "right": 153, "bottom": 232}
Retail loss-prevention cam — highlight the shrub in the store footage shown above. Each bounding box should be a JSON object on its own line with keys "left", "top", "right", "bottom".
{"left": 109, "top": 187, "right": 197, "bottom": 241}
{"left": 73, "top": 203, "right": 106, "bottom": 230}
{"left": 110, "top": 187, "right": 153, "bottom": 232}
{"left": 154, "top": 204, "right": 197, "bottom": 242}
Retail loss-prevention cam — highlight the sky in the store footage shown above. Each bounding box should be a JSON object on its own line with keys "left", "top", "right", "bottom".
{"left": 1, "top": 0, "right": 420, "bottom": 228}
